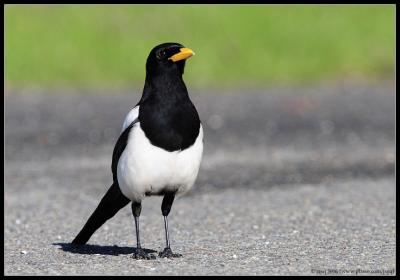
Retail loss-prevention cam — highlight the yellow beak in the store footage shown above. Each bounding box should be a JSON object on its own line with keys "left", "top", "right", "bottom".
{"left": 169, "top": 48, "right": 195, "bottom": 62}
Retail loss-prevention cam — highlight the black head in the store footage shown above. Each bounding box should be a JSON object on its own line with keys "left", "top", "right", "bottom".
{"left": 146, "top": 42, "right": 195, "bottom": 78}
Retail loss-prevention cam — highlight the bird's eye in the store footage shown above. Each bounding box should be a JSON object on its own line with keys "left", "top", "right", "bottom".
{"left": 156, "top": 50, "right": 166, "bottom": 60}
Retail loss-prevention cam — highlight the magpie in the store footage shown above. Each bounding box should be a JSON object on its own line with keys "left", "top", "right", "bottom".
{"left": 72, "top": 43, "right": 203, "bottom": 259}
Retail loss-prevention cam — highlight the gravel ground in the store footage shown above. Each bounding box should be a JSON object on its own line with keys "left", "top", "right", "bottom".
{"left": 4, "top": 84, "right": 396, "bottom": 275}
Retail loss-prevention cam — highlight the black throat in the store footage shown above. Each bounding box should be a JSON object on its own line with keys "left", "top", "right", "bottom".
{"left": 138, "top": 68, "right": 200, "bottom": 152}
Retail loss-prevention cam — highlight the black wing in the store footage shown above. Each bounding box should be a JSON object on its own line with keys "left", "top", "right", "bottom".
{"left": 71, "top": 119, "right": 139, "bottom": 245}
{"left": 111, "top": 119, "right": 139, "bottom": 182}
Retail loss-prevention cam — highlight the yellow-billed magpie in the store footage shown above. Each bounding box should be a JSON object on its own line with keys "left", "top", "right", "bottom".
{"left": 72, "top": 43, "right": 203, "bottom": 259}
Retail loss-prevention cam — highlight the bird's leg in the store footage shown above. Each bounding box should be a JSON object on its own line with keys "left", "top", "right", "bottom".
{"left": 159, "top": 193, "right": 182, "bottom": 258}
{"left": 131, "top": 201, "right": 155, "bottom": 260}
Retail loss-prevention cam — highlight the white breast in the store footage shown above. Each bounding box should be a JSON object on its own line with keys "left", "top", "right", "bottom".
{"left": 117, "top": 120, "right": 203, "bottom": 202}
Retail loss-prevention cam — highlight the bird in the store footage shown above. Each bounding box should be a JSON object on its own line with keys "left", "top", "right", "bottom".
{"left": 71, "top": 42, "right": 203, "bottom": 259}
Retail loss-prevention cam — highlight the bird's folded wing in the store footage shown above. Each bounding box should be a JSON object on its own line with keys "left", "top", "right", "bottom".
{"left": 112, "top": 118, "right": 139, "bottom": 183}
{"left": 121, "top": 106, "right": 139, "bottom": 132}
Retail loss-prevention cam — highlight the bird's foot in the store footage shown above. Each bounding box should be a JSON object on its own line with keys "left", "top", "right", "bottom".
{"left": 158, "top": 247, "right": 182, "bottom": 258}
{"left": 132, "top": 248, "right": 156, "bottom": 260}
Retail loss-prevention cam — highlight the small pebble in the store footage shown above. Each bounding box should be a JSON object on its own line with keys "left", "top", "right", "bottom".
{"left": 233, "top": 254, "right": 238, "bottom": 259}
{"left": 20, "top": 250, "right": 27, "bottom": 255}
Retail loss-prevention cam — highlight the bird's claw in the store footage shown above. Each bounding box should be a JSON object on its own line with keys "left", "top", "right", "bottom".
{"left": 132, "top": 248, "right": 156, "bottom": 260}
{"left": 158, "top": 247, "right": 182, "bottom": 258}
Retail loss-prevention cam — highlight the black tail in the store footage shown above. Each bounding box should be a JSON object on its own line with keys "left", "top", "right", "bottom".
{"left": 72, "top": 182, "right": 130, "bottom": 245}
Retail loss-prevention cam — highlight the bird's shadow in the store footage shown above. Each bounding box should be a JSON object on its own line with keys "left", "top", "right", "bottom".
{"left": 53, "top": 242, "right": 157, "bottom": 256}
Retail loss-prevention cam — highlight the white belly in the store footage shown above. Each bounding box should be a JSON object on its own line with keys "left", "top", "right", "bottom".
{"left": 117, "top": 122, "right": 203, "bottom": 202}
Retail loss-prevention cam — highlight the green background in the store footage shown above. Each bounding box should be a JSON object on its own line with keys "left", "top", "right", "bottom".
{"left": 5, "top": 4, "right": 395, "bottom": 89}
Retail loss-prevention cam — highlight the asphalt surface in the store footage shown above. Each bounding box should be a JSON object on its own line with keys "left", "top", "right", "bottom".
{"left": 4, "top": 84, "right": 396, "bottom": 275}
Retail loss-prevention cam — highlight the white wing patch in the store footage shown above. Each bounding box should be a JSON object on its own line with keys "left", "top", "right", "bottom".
{"left": 121, "top": 106, "right": 139, "bottom": 132}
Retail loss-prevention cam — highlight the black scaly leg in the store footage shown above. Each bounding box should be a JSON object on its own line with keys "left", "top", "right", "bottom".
{"left": 132, "top": 201, "right": 156, "bottom": 259}
{"left": 159, "top": 192, "right": 182, "bottom": 258}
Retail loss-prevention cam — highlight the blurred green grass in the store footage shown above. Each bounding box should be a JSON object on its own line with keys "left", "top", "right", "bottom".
{"left": 5, "top": 4, "right": 395, "bottom": 89}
